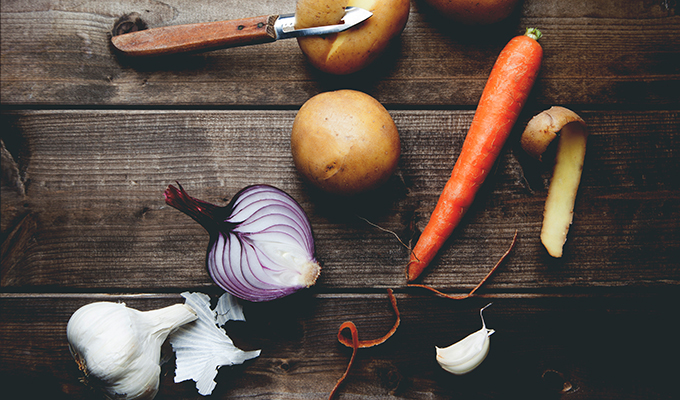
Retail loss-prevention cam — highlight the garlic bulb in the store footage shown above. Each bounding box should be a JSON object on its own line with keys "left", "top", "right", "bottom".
{"left": 170, "top": 292, "right": 261, "bottom": 396}
{"left": 67, "top": 301, "right": 197, "bottom": 400}
{"left": 436, "top": 303, "right": 494, "bottom": 375}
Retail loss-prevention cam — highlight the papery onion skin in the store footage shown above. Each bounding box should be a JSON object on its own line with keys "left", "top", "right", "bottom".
{"left": 164, "top": 183, "right": 321, "bottom": 302}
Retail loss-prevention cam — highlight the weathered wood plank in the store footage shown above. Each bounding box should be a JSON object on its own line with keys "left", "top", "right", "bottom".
{"left": 0, "top": 292, "right": 677, "bottom": 399}
{"left": 2, "top": 110, "right": 678, "bottom": 291}
{"left": 1, "top": 2, "right": 677, "bottom": 400}
{"left": 1, "top": 0, "right": 678, "bottom": 106}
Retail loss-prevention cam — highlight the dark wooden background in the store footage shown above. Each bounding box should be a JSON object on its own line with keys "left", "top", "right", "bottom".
{"left": 1, "top": 0, "right": 678, "bottom": 399}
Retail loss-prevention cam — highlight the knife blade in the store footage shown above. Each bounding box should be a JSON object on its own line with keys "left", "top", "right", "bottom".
{"left": 111, "top": 7, "right": 373, "bottom": 57}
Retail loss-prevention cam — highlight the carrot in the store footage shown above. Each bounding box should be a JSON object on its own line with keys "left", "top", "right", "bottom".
{"left": 408, "top": 28, "right": 543, "bottom": 282}
{"left": 408, "top": 231, "right": 517, "bottom": 298}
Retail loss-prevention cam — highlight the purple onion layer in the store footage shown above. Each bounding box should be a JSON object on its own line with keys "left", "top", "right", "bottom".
{"left": 164, "top": 183, "right": 321, "bottom": 302}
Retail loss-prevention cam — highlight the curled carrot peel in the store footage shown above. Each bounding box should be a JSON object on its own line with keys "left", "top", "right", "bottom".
{"left": 329, "top": 321, "right": 359, "bottom": 400}
{"left": 408, "top": 231, "right": 517, "bottom": 299}
{"left": 337, "top": 288, "right": 400, "bottom": 349}
{"left": 408, "top": 28, "right": 543, "bottom": 282}
{"left": 329, "top": 289, "right": 400, "bottom": 399}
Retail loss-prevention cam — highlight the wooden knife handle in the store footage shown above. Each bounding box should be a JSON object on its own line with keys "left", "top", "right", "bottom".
{"left": 111, "top": 15, "right": 278, "bottom": 56}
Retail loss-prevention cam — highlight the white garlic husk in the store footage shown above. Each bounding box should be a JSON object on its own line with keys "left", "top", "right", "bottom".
{"left": 67, "top": 301, "right": 197, "bottom": 400}
{"left": 436, "top": 303, "right": 494, "bottom": 375}
{"left": 169, "top": 292, "right": 261, "bottom": 396}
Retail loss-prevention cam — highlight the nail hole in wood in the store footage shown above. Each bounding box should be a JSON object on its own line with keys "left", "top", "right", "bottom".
{"left": 541, "top": 369, "right": 575, "bottom": 393}
{"left": 112, "top": 13, "right": 147, "bottom": 37}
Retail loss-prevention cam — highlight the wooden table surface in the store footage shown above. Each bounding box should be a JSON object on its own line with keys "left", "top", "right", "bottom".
{"left": 1, "top": 0, "right": 678, "bottom": 399}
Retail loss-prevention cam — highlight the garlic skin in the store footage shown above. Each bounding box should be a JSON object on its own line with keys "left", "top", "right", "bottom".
{"left": 170, "top": 292, "right": 261, "bottom": 396}
{"left": 436, "top": 304, "right": 494, "bottom": 375}
{"left": 67, "top": 302, "right": 197, "bottom": 400}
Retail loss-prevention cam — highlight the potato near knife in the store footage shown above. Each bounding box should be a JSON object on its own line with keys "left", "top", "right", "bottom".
{"left": 111, "top": 6, "right": 373, "bottom": 57}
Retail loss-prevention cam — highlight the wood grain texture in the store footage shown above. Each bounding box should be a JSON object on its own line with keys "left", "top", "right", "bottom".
{"left": 1, "top": 0, "right": 678, "bottom": 106}
{"left": 0, "top": 292, "right": 677, "bottom": 399}
{"left": 1, "top": 110, "right": 678, "bottom": 291}
{"left": 2, "top": 0, "right": 679, "bottom": 399}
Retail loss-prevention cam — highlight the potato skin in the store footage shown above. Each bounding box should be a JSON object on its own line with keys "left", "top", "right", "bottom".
{"left": 294, "top": 0, "right": 347, "bottom": 29}
{"left": 291, "top": 90, "right": 401, "bottom": 195}
{"left": 521, "top": 106, "right": 586, "bottom": 161}
{"left": 295, "top": 0, "right": 410, "bottom": 75}
{"left": 422, "top": 0, "right": 520, "bottom": 25}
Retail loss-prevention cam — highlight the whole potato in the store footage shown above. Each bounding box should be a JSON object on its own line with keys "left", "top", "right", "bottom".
{"left": 422, "top": 0, "right": 521, "bottom": 25}
{"left": 295, "top": 0, "right": 410, "bottom": 75}
{"left": 291, "top": 90, "right": 400, "bottom": 195}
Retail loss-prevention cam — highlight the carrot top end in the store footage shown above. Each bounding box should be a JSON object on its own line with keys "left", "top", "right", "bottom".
{"left": 525, "top": 27, "right": 542, "bottom": 41}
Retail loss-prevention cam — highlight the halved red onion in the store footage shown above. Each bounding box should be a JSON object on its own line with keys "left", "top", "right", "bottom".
{"left": 164, "top": 183, "right": 321, "bottom": 302}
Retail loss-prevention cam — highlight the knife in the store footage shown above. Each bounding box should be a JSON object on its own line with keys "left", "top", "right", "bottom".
{"left": 111, "top": 6, "right": 373, "bottom": 57}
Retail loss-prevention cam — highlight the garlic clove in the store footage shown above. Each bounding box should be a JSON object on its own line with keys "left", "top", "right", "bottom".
{"left": 435, "top": 303, "right": 494, "bottom": 375}
{"left": 170, "top": 292, "right": 261, "bottom": 396}
{"left": 67, "top": 301, "right": 197, "bottom": 400}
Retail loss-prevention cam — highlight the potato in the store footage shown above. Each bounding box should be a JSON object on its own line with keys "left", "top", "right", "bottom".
{"left": 422, "top": 0, "right": 521, "bottom": 25}
{"left": 291, "top": 90, "right": 401, "bottom": 195}
{"left": 295, "top": 0, "right": 410, "bottom": 75}
{"left": 521, "top": 107, "right": 588, "bottom": 258}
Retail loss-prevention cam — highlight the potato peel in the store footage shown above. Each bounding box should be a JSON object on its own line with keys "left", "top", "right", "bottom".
{"left": 521, "top": 106, "right": 585, "bottom": 161}
{"left": 521, "top": 107, "right": 588, "bottom": 258}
